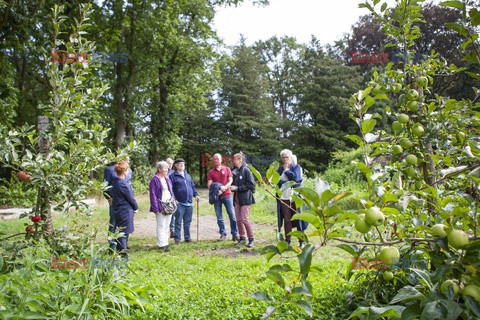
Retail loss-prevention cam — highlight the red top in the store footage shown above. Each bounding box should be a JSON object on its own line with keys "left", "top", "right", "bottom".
{"left": 207, "top": 166, "right": 232, "bottom": 198}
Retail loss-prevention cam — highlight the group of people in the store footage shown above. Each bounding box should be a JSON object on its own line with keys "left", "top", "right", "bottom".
{"left": 104, "top": 149, "right": 306, "bottom": 256}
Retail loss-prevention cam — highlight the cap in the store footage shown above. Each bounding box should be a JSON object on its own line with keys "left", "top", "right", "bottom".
{"left": 174, "top": 158, "right": 185, "bottom": 164}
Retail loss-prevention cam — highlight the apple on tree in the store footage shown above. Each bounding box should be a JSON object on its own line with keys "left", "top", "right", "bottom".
{"left": 383, "top": 271, "right": 394, "bottom": 281}
{"left": 464, "top": 284, "right": 480, "bottom": 304}
{"left": 447, "top": 229, "right": 469, "bottom": 249}
{"left": 406, "top": 154, "right": 418, "bottom": 166}
{"left": 355, "top": 214, "right": 372, "bottom": 233}
{"left": 430, "top": 224, "right": 447, "bottom": 238}
{"left": 378, "top": 246, "right": 400, "bottom": 265}
{"left": 365, "top": 206, "right": 384, "bottom": 226}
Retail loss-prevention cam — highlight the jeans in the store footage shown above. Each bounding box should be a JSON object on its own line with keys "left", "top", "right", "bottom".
{"left": 108, "top": 205, "right": 116, "bottom": 250}
{"left": 213, "top": 196, "right": 238, "bottom": 236}
{"left": 169, "top": 214, "right": 175, "bottom": 232}
{"left": 174, "top": 204, "right": 193, "bottom": 242}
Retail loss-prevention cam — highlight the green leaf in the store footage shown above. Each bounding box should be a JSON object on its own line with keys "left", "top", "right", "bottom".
{"left": 291, "top": 286, "right": 311, "bottom": 296}
{"left": 324, "top": 205, "right": 342, "bottom": 217}
{"left": 383, "top": 193, "right": 398, "bottom": 203}
{"left": 381, "top": 2, "right": 387, "bottom": 12}
{"left": 466, "top": 72, "right": 480, "bottom": 80}
{"left": 269, "top": 263, "right": 293, "bottom": 273}
{"left": 362, "top": 118, "right": 377, "bottom": 134}
{"left": 440, "top": 1, "right": 463, "bottom": 9}
{"left": 421, "top": 301, "right": 444, "bottom": 319}
{"left": 371, "top": 305, "right": 404, "bottom": 319}
{"left": 364, "top": 96, "right": 375, "bottom": 108}
{"left": 291, "top": 194, "right": 305, "bottom": 209}
{"left": 250, "top": 166, "right": 262, "bottom": 182}
{"left": 321, "top": 189, "right": 336, "bottom": 204}
{"left": 382, "top": 207, "right": 400, "bottom": 215}
{"left": 445, "top": 22, "right": 469, "bottom": 37}
{"left": 265, "top": 270, "right": 285, "bottom": 288}
{"left": 390, "top": 286, "right": 425, "bottom": 304}
{"left": 294, "top": 299, "right": 312, "bottom": 317}
{"left": 410, "top": 269, "right": 433, "bottom": 290}
{"left": 374, "top": 93, "right": 389, "bottom": 100}
{"left": 290, "top": 211, "right": 322, "bottom": 228}
{"left": 470, "top": 8, "right": 480, "bottom": 26}
{"left": 336, "top": 244, "right": 359, "bottom": 257}
{"left": 298, "top": 244, "right": 314, "bottom": 277}
{"left": 348, "top": 306, "right": 370, "bottom": 319}
{"left": 401, "top": 303, "right": 422, "bottom": 320}
{"left": 464, "top": 296, "right": 480, "bottom": 318}
{"left": 280, "top": 181, "right": 296, "bottom": 193}
{"left": 251, "top": 291, "right": 270, "bottom": 301}
{"left": 464, "top": 51, "right": 480, "bottom": 64}
{"left": 296, "top": 187, "right": 320, "bottom": 208}
{"left": 345, "top": 134, "right": 364, "bottom": 147}
{"left": 276, "top": 241, "right": 289, "bottom": 253}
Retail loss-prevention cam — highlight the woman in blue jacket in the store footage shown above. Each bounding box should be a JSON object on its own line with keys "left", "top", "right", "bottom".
{"left": 111, "top": 160, "right": 138, "bottom": 256}
{"left": 169, "top": 158, "right": 199, "bottom": 244}
{"left": 277, "top": 149, "right": 307, "bottom": 248}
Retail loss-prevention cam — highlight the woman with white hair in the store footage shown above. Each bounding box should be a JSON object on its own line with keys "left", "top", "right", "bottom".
{"left": 276, "top": 149, "right": 306, "bottom": 248}
{"left": 149, "top": 161, "right": 176, "bottom": 252}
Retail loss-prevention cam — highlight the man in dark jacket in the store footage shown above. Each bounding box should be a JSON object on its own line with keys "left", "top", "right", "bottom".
{"left": 230, "top": 153, "right": 256, "bottom": 248}
{"left": 169, "top": 158, "right": 200, "bottom": 244}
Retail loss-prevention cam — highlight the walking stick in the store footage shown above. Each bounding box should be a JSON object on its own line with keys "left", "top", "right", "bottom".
{"left": 196, "top": 197, "right": 200, "bottom": 242}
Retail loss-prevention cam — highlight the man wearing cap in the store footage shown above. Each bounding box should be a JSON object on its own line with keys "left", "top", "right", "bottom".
{"left": 169, "top": 158, "right": 200, "bottom": 244}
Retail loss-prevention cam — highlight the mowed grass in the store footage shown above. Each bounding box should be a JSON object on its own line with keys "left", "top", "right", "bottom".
{"left": 0, "top": 188, "right": 356, "bottom": 319}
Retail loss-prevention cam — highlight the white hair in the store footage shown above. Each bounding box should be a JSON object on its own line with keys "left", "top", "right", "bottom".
{"left": 213, "top": 153, "right": 222, "bottom": 160}
{"left": 291, "top": 154, "right": 297, "bottom": 164}
{"left": 280, "top": 149, "right": 292, "bottom": 158}
{"left": 156, "top": 160, "right": 169, "bottom": 171}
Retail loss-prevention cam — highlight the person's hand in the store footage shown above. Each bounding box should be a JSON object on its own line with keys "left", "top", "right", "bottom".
{"left": 219, "top": 185, "right": 227, "bottom": 192}
{"left": 230, "top": 185, "right": 237, "bottom": 191}
{"left": 134, "top": 210, "right": 138, "bottom": 214}
{"left": 108, "top": 198, "right": 113, "bottom": 205}
{"left": 195, "top": 196, "right": 200, "bottom": 201}
{"left": 283, "top": 163, "right": 290, "bottom": 171}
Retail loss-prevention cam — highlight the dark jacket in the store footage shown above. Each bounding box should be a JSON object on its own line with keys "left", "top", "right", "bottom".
{"left": 276, "top": 163, "right": 308, "bottom": 232}
{"left": 111, "top": 176, "right": 138, "bottom": 234}
{"left": 232, "top": 165, "right": 255, "bottom": 206}
{"left": 104, "top": 165, "right": 133, "bottom": 199}
{"left": 149, "top": 175, "right": 175, "bottom": 213}
{"left": 209, "top": 182, "right": 222, "bottom": 204}
{"left": 169, "top": 170, "right": 198, "bottom": 203}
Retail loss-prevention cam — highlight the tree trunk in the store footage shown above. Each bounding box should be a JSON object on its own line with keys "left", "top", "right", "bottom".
{"left": 37, "top": 115, "right": 53, "bottom": 235}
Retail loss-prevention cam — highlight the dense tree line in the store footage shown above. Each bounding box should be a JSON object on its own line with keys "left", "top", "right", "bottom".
{"left": 1, "top": 0, "right": 476, "bottom": 185}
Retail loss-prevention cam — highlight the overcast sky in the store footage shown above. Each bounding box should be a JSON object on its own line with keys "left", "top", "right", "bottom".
{"left": 213, "top": 0, "right": 397, "bottom": 46}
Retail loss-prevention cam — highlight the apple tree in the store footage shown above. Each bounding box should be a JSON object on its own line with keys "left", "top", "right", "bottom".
{"left": 252, "top": 0, "right": 480, "bottom": 319}
{"left": 0, "top": 4, "right": 119, "bottom": 239}
{"left": 340, "top": 0, "right": 480, "bottom": 318}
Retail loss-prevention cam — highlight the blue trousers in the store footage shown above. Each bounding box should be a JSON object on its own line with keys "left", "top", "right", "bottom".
{"left": 174, "top": 203, "right": 193, "bottom": 241}
{"left": 213, "top": 196, "right": 238, "bottom": 236}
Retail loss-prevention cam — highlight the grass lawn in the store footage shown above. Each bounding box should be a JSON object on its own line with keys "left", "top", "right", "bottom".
{"left": 0, "top": 188, "right": 357, "bottom": 319}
